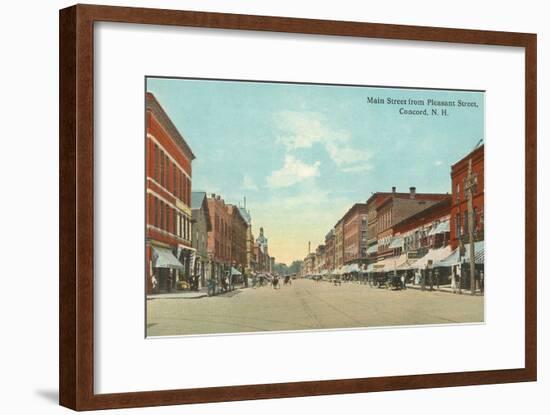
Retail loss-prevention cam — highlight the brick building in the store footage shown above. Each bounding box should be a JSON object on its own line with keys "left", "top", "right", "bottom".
{"left": 191, "top": 191, "right": 212, "bottom": 288}
{"left": 227, "top": 204, "right": 248, "bottom": 274}
{"left": 237, "top": 206, "right": 255, "bottom": 275}
{"left": 393, "top": 196, "right": 452, "bottom": 254}
{"left": 342, "top": 203, "right": 369, "bottom": 265}
{"left": 376, "top": 187, "right": 448, "bottom": 259}
{"left": 324, "top": 229, "right": 335, "bottom": 272}
{"left": 450, "top": 144, "right": 484, "bottom": 250}
{"left": 334, "top": 219, "right": 344, "bottom": 269}
{"left": 315, "top": 244, "right": 326, "bottom": 273}
{"left": 207, "top": 194, "right": 232, "bottom": 280}
{"left": 145, "top": 92, "right": 195, "bottom": 294}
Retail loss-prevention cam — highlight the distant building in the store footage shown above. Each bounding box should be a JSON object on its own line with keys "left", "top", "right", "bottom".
{"left": 315, "top": 245, "right": 326, "bottom": 273}
{"left": 334, "top": 219, "right": 344, "bottom": 269}
{"left": 342, "top": 203, "right": 369, "bottom": 266}
{"left": 145, "top": 92, "right": 195, "bottom": 294}
{"left": 254, "top": 227, "right": 271, "bottom": 273}
{"left": 228, "top": 204, "right": 248, "bottom": 274}
{"left": 191, "top": 191, "right": 212, "bottom": 288}
{"left": 324, "top": 229, "right": 335, "bottom": 272}
{"left": 450, "top": 144, "right": 484, "bottom": 250}
{"left": 237, "top": 206, "right": 254, "bottom": 275}
{"left": 207, "top": 194, "right": 232, "bottom": 280}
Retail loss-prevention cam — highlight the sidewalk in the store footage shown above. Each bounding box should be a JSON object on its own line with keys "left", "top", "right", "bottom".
{"left": 147, "top": 288, "right": 209, "bottom": 300}
{"left": 405, "top": 283, "right": 483, "bottom": 296}
{"left": 147, "top": 285, "right": 250, "bottom": 300}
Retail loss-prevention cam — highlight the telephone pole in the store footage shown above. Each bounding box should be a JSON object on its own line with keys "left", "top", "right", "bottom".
{"left": 464, "top": 158, "right": 477, "bottom": 295}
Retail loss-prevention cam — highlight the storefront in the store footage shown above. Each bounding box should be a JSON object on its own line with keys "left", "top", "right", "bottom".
{"left": 151, "top": 245, "right": 184, "bottom": 293}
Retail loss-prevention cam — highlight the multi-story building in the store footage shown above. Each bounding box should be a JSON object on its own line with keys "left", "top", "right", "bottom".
{"left": 342, "top": 203, "right": 369, "bottom": 266}
{"left": 228, "top": 204, "right": 248, "bottom": 274}
{"left": 334, "top": 219, "right": 344, "bottom": 269}
{"left": 237, "top": 206, "right": 254, "bottom": 275}
{"left": 324, "top": 229, "right": 335, "bottom": 272}
{"left": 145, "top": 92, "right": 195, "bottom": 294}
{"left": 302, "top": 252, "right": 316, "bottom": 276}
{"left": 450, "top": 144, "right": 484, "bottom": 250}
{"left": 191, "top": 191, "right": 212, "bottom": 289}
{"left": 207, "top": 194, "right": 232, "bottom": 280}
{"left": 254, "top": 227, "right": 271, "bottom": 272}
{"left": 315, "top": 245, "right": 326, "bottom": 273}
{"left": 376, "top": 187, "right": 448, "bottom": 260}
{"left": 393, "top": 196, "right": 452, "bottom": 254}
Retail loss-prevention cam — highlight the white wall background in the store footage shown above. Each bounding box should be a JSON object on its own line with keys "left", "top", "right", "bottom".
{"left": 0, "top": 0, "right": 546, "bottom": 414}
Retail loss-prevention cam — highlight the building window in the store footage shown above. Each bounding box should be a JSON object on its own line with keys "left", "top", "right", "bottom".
{"left": 456, "top": 183, "right": 460, "bottom": 203}
{"left": 160, "top": 151, "right": 165, "bottom": 187}
{"left": 455, "top": 215, "right": 461, "bottom": 239}
{"left": 172, "top": 162, "right": 177, "bottom": 196}
{"left": 154, "top": 145, "right": 159, "bottom": 182}
{"left": 164, "top": 154, "right": 169, "bottom": 189}
{"left": 153, "top": 197, "right": 158, "bottom": 228}
{"left": 464, "top": 211, "right": 469, "bottom": 236}
{"left": 173, "top": 209, "right": 177, "bottom": 235}
{"left": 160, "top": 201, "right": 165, "bottom": 231}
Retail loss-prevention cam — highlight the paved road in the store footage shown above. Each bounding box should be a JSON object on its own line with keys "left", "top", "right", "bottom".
{"left": 146, "top": 279, "right": 484, "bottom": 337}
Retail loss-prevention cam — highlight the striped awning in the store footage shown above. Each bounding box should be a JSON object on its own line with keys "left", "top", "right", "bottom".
{"left": 428, "top": 220, "right": 450, "bottom": 236}
{"left": 388, "top": 237, "right": 404, "bottom": 249}
{"left": 366, "top": 244, "right": 378, "bottom": 255}
{"left": 151, "top": 246, "right": 184, "bottom": 269}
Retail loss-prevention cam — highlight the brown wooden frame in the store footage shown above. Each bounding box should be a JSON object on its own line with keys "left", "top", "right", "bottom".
{"left": 59, "top": 4, "right": 537, "bottom": 411}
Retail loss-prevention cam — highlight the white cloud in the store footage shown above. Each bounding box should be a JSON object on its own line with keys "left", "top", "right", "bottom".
{"left": 241, "top": 174, "right": 258, "bottom": 191}
{"left": 274, "top": 110, "right": 371, "bottom": 173}
{"left": 267, "top": 155, "right": 320, "bottom": 188}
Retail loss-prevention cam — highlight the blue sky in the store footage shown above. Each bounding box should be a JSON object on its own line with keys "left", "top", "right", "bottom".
{"left": 147, "top": 78, "right": 484, "bottom": 264}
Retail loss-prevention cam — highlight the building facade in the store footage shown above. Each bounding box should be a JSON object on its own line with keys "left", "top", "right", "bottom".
{"left": 207, "top": 194, "right": 232, "bottom": 280}
{"left": 191, "top": 191, "right": 212, "bottom": 289}
{"left": 450, "top": 144, "right": 485, "bottom": 250}
{"left": 228, "top": 204, "right": 248, "bottom": 274}
{"left": 324, "top": 229, "right": 335, "bottom": 273}
{"left": 334, "top": 219, "right": 344, "bottom": 269}
{"left": 376, "top": 187, "right": 448, "bottom": 259}
{"left": 145, "top": 92, "right": 195, "bottom": 294}
{"left": 237, "top": 206, "right": 255, "bottom": 275}
{"left": 393, "top": 196, "right": 452, "bottom": 255}
{"left": 342, "top": 203, "right": 369, "bottom": 265}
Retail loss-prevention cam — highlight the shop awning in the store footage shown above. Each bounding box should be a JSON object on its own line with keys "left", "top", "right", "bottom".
{"left": 436, "top": 241, "right": 484, "bottom": 267}
{"left": 371, "top": 254, "right": 406, "bottom": 272}
{"left": 152, "top": 246, "right": 184, "bottom": 269}
{"left": 412, "top": 246, "right": 452, "bottom": 269}
{"left": 230, "top": 267, "right": 242, "bottom": 276}
{"left": 428, "top": 220, "right": 450, "bottom": 236}
{"left": 388, "top": 237, "right": 404, "bottom": 249}
{"left": 366, "top": 244, "right": 378, "bottom": 255}
{"left": 346, "top": 263, "right": 360, "bottom": 273}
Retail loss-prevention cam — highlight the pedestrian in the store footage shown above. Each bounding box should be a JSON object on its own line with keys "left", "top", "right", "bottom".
{"left": 151, "top": 274, "right": 158, "bottom": 294}
{"left": 400, "top": 273, "right": 406, "bottom": 290}
{"left": 428, "top": 269, "right": 434, "bottom": 291}
{"left": 480, "top": 270, "right": 485, "bottom": 294}
{"left": 421, "top": 268, "right": 426, "bottom": 291}
{"left": 167, "top": 274, "right": 172, "bottom": 292}
{"left": 434, "top": 269, "right": 440, "bottom": 291}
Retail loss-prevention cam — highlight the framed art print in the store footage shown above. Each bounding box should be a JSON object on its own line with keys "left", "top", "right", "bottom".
{"left": 59, "top": 4, "right": 537, "bottom": 410}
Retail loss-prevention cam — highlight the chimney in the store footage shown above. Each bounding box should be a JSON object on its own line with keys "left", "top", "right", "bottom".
{"left": 211, "top": 193, "right": 216, "bottom": 198}
{"left": 244, "top": 196, "right": 247, "bottom": 209}
{"left": 410, "top": 186, "right": 416, "bottom": 199}
{"left": 392, "top": 186, "right": 396, "bottom": 194}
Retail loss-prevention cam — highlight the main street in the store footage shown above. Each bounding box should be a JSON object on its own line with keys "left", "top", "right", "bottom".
{"left": 147, "top": 279, "right": 484, "bottom": 337}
